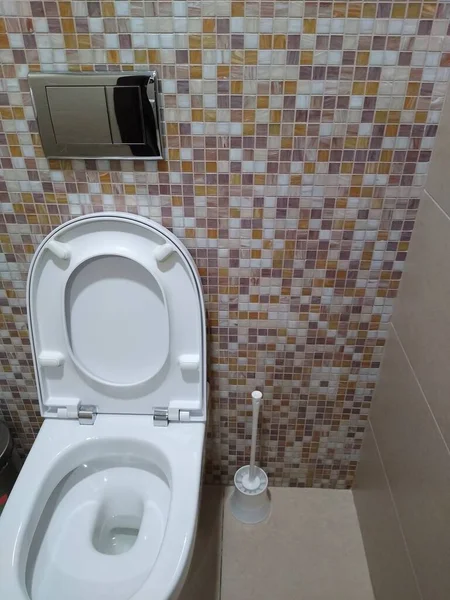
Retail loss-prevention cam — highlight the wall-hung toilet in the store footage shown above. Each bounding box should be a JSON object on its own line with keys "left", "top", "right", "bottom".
{"left": 0, "top": 213, "right": 207, "bottom": 600}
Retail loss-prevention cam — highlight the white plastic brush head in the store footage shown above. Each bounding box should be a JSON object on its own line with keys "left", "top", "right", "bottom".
{"left": 242, "top": 471, "right": 261, "bottom": 490}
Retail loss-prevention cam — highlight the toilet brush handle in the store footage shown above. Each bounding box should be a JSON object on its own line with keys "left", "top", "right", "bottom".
{"left": 249, "top": 391, "right": 263, "bottom": 482}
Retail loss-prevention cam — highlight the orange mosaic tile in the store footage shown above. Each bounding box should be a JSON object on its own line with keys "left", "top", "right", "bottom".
{"left": 0, "top": 0, "right": 450, "bottom": 489}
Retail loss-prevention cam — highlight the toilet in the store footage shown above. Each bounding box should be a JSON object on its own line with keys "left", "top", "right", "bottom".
{"left": 0, "top": 212, "right": 207, "bottom": 600}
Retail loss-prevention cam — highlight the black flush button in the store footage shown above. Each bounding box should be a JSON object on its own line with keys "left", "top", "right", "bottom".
{"left": 106, "top": 86, "right": 145, "bottom": 145}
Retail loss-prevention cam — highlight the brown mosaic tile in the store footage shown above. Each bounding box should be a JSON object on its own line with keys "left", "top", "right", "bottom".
{"left": 0, "top": 0, "right": 449, "bottom": 489}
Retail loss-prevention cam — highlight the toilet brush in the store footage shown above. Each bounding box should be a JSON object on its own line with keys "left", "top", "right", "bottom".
{"left": 230, "top": 390, "right": 271, "bottom": 524}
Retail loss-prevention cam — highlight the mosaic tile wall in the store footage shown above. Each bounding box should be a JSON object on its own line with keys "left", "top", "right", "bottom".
{"left": 1, "top": 0, "right": 449, "bottom": 488}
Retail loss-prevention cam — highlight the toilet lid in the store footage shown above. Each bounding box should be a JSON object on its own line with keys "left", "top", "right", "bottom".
{"left": 27, "top": 213, "right": 207, "bottom": 422}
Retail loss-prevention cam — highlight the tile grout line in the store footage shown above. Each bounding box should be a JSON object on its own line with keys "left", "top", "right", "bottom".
{"left": 391, "top": 322, "right": 450, "bottom": 459}
{"left": 423, "top": 187, "right": 450, "bottom": 224}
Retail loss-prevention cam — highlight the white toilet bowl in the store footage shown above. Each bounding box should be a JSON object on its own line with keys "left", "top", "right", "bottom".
{"left": 0, "top": 213, "right": 208, "bottom": 600}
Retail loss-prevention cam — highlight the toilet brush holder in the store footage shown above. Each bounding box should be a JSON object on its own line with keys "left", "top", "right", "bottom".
{"left": 230, "top": 464, "right": 270, "bottom": 524}
{"left": 230, "top": 391, "right": 271, "bottom": 524}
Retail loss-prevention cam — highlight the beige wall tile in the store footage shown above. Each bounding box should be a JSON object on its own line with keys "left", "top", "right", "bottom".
{"left": 370, "top": 324, "right": 450, "bottom": 600}
{"left": 354, "top": 424, "right": 421, "bottom": 600}
{"left": 393, "top": 190, "right": 450, "bottom": 448}
{"left": 426, "top": 86, "right": 450, "bottom": 218}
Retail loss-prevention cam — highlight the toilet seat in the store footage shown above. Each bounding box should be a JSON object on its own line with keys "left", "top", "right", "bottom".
{"left": 0, "top": 213, "right": 208, "bottom": 600}
{"left": 0, "top": 415, "right": 205, "bottom": 600}
{"left": 27, "top": 212, "right": 207, "bottom": 422}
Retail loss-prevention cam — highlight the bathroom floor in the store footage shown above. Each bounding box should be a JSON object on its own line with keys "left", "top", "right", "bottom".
{"left": 180, "top": 486, "right": 375, "bottom": 600}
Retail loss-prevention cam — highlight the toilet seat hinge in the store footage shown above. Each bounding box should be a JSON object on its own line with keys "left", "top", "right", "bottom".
{"left": 153, "top": 406, "right": 192, "bottom": 426}
{"left": 78, "top": 404, "right": 97, "bottom": 425}
{"left": 153, "top": 407, "right": 169, "bottom": 427}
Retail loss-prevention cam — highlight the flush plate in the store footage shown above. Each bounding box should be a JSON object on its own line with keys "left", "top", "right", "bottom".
{"left": 47, "top": 86, "right": 112, "bottom": 145}
{"left": 29, "top": 71, "right": 163, "bottom": 160}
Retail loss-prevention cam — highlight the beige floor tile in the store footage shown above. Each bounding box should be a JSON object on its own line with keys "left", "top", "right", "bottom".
{"left": 179, "top": 485, "right": 223, "bottom": 600}
{"left": 221, "top": 487, "right": 374, "bottom": 600}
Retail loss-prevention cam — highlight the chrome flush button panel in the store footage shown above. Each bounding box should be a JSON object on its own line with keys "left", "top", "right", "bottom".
{"left": 28, "top": 71, "right": 163, "bottom": 159}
